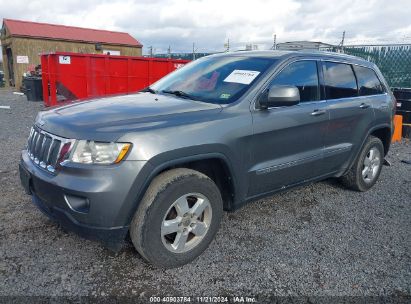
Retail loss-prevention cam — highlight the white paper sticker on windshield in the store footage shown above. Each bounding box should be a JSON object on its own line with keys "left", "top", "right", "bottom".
{"left": 223, "top": 70, "right": 260, "bottom": 85}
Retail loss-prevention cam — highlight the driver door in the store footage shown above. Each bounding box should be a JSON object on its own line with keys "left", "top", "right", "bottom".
{"left": 247, "top": 60, "right": 329, "bottom": 197}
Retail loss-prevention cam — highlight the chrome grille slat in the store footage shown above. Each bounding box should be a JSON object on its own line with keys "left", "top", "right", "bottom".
{"left": 55, "top": 142, "right": 64, "bottom": 165}
{"left": 45, "top": 138, "right": 55, "bottom": 165}
{"left": 30, "top": 132, "right": 38, "bottom": 157}
{"left": 25, "top": 126, "right": 72, "bottom": 174}
{"left": 49, "top": 139, "right": 62, "bottom": 167}
{"left": 34, "top": 133, "right": 44, "bottom": 162}
{"left": 39, "top": 135, "right": 48, "bottom": 162}
{"left": 27, "top": 128, "right": 35, "bottom": 151}
{"left": 41, "top": 136, "right": 51, "bottom": 161}
{"left": 30, "top": 131, "right": 39, "bottom": 155}
{"left": 39, "top": 136, "right": 51, "bottom": 168}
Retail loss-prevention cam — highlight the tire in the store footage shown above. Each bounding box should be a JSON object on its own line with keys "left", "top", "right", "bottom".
{"left": 130, "top": 168, "right": 223, "bottom": 268}
{"left": 340, "top": 136, "right": 384, "bottom": 191}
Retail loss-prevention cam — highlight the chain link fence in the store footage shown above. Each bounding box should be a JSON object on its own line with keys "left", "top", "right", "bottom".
{"left": 151, "top": 43, "right": 411, "bottom": 88}
{"left": 323, "top": 44, "right": 411, "bottom": 88}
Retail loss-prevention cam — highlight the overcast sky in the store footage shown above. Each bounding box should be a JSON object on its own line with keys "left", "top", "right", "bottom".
{"left": 1, "top": 0, "right": 411, "bottom": 54}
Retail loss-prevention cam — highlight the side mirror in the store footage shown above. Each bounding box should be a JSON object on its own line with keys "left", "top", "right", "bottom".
{"left": 259, "top": 85, "right": 300, "bottom": 109}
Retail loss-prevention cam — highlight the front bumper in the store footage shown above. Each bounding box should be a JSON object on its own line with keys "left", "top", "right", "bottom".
{"left": 19, "top": 150, "right": 151, "bottom": 250}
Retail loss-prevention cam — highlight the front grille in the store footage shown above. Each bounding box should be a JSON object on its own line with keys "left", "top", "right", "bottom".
{"left": 27, "top": 127, "right": 72, "bottom": 173}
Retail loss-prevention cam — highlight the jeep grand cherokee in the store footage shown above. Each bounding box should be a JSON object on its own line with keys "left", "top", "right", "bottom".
{"left": 20, "top": 51, "right": 395, "bottom": 268}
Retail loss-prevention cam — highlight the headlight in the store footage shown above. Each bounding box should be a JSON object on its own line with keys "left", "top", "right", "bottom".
{"left": 70, "top": 140, "right": 131, "bottom": 164}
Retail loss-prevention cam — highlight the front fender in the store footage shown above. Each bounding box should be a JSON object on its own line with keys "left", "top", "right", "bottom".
{"left": 119, "top": 145, "right": 245, "bottom": 226}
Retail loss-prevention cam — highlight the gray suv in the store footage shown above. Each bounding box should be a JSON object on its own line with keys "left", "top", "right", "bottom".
{"left": 19, "top": 51, "right": 395, "bottom": 268}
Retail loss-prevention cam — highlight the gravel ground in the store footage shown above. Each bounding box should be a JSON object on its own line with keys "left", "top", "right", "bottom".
{"left": 0, "top": 88, "right": 410, "bottom": 302}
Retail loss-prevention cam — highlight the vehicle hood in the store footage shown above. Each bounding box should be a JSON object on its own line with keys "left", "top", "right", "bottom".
{"left": 36, "top": 93, "right": 222, "bottom": 141}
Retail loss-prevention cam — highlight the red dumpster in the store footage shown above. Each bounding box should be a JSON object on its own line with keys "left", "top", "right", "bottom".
{"left": 41, "top": 52, "right": 190, "bottom": 106}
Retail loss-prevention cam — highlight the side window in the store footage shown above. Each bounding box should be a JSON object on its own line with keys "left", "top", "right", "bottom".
{"left": 323, "top": 62, "right": 358, "bottom": 99}
{"left": 353, "top": 65, "right": 385, "bottom": 96}
{"left": 270, "top": 61, "right": 319, "bottom": 102}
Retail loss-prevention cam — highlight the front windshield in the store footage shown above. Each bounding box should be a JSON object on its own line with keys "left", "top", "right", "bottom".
{"left": 150, "top": 56, "right": 276, "bottom": 104}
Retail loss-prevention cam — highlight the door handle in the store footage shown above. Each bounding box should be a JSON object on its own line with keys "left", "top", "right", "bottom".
{"left": 311, "top": 109, "right": 326, "bottom": 116}
{"left": 360, "top": 103, "right": 370, "bottom": 109}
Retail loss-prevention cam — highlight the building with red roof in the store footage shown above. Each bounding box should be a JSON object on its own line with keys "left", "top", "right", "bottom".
{"left": 1, "top": 19, "right": 143, "bottom": 88}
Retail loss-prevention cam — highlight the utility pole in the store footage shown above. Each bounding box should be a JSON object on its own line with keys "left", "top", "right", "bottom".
{"left": 192, "top": 43, "right": 196, "bottom": 60}
{"left": 224, "top": 38, "right": 230, "bottom": 52}
{"left": 340, "top": 31, "right": 345, "bottom": 53}
{"left": 148, "top": 46, "right": 153, "bottom": 57}
{"left": 167, "top": 45, "right": 171, "bottom": 59}
{"left": 272, "top": 34, "right": 277, "bottom": 50}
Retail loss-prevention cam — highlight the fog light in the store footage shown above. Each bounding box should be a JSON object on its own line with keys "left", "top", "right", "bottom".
{"left": 64, "top": 194, "right": 90, "bottom": 213}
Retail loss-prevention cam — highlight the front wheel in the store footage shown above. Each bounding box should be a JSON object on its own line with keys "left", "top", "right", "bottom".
{"left": 340, "top": 136, "right": 384, "bottom": 191}
{"left": 130, "top": 168, "right": 223, "bottom": 268}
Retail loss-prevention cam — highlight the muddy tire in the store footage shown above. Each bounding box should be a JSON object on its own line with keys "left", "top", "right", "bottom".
{"left": 130, "top": 168, "right": 223, "bottom": 268}
{"left": 340, "top": 136, "right": 384, "bottom": 192}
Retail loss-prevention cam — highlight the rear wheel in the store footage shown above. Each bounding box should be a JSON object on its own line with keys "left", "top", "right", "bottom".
{"left": 130, "top": 168, "right": 223, "bottom": 268}
{"left": 340, "top": 136, "right": 384, "bottom": 191}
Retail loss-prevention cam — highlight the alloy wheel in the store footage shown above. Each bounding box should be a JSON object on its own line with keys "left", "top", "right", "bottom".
{"left": 161, "top": 193, "right": 212, "bottom": 253}
{"left": 362, "top": 147, "right": 381, "bottom": 183}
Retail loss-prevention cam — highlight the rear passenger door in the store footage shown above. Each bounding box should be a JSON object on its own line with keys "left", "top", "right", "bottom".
{"left": 352, "top": 65, "right": 389, "bottom": 128}
{"left": 321, "top": 61, "right": 375, "bottom": 173}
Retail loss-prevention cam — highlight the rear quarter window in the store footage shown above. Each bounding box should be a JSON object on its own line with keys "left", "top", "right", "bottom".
{"left": 323, "top": 62, "right": 358, "bottom": 99}
{"left": 353, "top": 65, "right": 385, "bottom": 96}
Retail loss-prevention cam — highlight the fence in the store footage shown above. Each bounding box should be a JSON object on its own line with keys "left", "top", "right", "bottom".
{"left": 152, "top": 43, "right": 411, "bottom": 88}
{"left": 322, "top": 44, "right": 411, "bottom": 88}
{"left": 150, "top": 53, "right": 212, "bottom": 60}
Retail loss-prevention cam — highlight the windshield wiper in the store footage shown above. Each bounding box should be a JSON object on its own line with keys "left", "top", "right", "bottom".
{"left": 161, "top": 90, "right": 193, "bottom": 99}
{"left": 140, "top": 86, "right": 157, "bottom": 94}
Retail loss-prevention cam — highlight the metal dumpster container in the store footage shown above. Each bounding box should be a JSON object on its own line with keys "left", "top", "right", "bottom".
{"left": 41, "top": 52, "right": 190, "bottom": 107}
